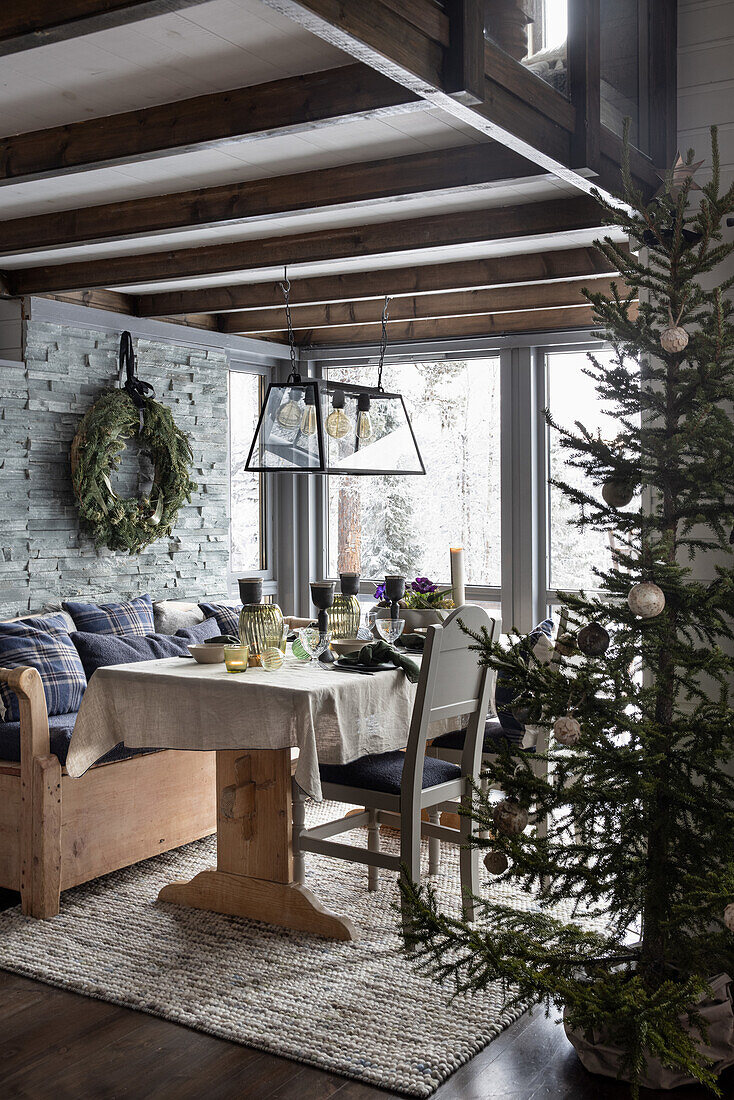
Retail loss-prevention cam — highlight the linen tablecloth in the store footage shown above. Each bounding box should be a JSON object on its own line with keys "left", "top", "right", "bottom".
{"left": 65, "top": 655, "right": 419, "bottom": 799}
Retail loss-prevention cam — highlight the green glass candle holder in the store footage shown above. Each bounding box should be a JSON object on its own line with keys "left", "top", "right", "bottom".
{"left": 237, "top": 578, "right": 284, "bottom": 668}
{"left": 330, "top": 572, "right": 361, "bottom": 638}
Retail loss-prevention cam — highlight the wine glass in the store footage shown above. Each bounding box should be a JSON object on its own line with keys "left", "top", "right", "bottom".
{"left": 375, "top": 618, "right": 405, "bottom": 646}
{"left": 298, "top": 627, "right": 331, "bottom": 669}
{"left": 359, "top": 606, "right": 378, "bottom": 640}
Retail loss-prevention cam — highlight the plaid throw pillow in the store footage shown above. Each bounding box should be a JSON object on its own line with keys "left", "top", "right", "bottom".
{"left": 63, "top": 594, "right": 155, "bottom": 637}
{"left": 0, "top": 613, "right": 87, "bottom": 721}
{"left": 198, "top": 602, "right": 241, "bottom": 637}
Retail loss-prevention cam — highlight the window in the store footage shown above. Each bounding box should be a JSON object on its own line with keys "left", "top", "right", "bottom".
{"left": 230, "top": 369, "right": 265, "bottom": 573}
{"left": 547, "top": 348, "right": 638, "bottom": 594}
{"left": 325, "top": 358, "right": 501, "bottom": 587}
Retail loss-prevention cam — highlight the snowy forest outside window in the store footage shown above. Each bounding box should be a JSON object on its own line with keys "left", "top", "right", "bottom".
{"left": 230, "top": 369, "right": 265, "bottom": 572}
{"left": 547, "top": 348, "right": 639, "bottom": 594}
{"left": 325, "top": 358, "right": 501, "bottom": 586}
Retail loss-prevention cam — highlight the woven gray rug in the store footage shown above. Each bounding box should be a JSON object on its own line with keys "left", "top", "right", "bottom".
{"left": 0, "top": 802, "right": 556, "bottom": 1097}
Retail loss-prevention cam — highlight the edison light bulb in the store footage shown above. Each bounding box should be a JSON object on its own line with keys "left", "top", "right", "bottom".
{"left": 325, "top": 389, "right": 352, "bottom": 439}
{"left": 356, "top": 393, "right": 372, "bottom": 444}
{"left": 276, "top": 391, "right": 302, "bottom": 430}
{"left": 299, "top": 388, "right": 318, "bottom": 435}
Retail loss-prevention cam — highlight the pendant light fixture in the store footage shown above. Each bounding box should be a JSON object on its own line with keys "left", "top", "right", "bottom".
{"left": 245, "top": 273, "right": 425, "bottom": 476}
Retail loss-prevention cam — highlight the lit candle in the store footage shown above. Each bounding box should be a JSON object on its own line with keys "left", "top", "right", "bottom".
{"left": 450, "top": 548, "right": 465, "bottom": 607}
{"left": 224, "top": 644, "right": 250, "bottom": 673}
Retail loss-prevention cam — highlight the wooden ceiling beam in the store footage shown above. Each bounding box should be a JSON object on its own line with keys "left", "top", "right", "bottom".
{"left": 0, "top": 1, "right": 210, "bottom": 56}
{"left": 221, "top": 277, "right": 625, "bottom": 334}
{"left": 9, "top": 194, "right": 604, "bottom": 296}
{"left": 136, "top": 245, "right": 625, "bottom": 317}
{"left": 266, "top": 304, "right": 613, "bottom": 345}
{"left": 0, "top": 63, "right": 422, "bottom": 184}
{"left": 1, "top": 143, "right": 542, "bottom": 253}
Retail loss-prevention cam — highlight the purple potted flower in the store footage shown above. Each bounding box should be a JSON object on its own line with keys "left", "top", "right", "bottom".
{"left": 373, "top": 575, "right": 455, "bottom": 634}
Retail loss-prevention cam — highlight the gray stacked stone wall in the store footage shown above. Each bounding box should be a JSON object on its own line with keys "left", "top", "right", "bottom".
{"left": 0, "top": 321, "right": 230, "bottom": 618}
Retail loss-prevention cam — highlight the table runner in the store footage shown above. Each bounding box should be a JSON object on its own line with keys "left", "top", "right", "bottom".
{"left": 65, "top": 655, "right": 418, "bottom": 798}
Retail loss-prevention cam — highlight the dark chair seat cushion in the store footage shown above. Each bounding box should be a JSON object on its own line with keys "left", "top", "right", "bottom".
{"left": 319, "top": 750, "right": 461, "bottom": 795}
{"left": 0, "top": 712, "right": 157, "bottom": 769}
{"left": 431, "top": 717, "right": 535, "bottom": 754}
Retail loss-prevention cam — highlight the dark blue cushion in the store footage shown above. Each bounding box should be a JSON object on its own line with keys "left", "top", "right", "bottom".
{"left": 0, "top": 613, "right": 87, "bottom": 722}
{"left": 496, "top": 618, "right": 554, "bottom": 737}
{"left": 319, "top": 750, "right": 460, "bottom": 795}
{"left": 0, "top": 712, "right": 156, "bottom": 768}
{"left": 199, "top": 602, "right": 241, "bottom": 637}
{"left": 63, "top": 594, "right": 155, "bottom": 637}
{"left": 175, "top": 617, "right": 220, "bottom": 644}
{"left": 71, "top": 630, "right": 191, "bottom": 681}
{"left": 432, "top": 717, "right": 535, "bottom": 754}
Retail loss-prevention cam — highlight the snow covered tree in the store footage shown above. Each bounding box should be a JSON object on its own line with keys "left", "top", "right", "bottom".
{"left": 401, "top": 128, "right": 734, "bottom": 1094}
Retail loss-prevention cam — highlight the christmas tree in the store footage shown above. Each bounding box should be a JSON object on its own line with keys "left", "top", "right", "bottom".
{"left": 401, "top": 126, "right": 734, "bottom": 1094}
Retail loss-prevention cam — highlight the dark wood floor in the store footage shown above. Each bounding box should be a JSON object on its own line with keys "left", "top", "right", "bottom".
{"left": 0, "top": 889, "right": 730, "bottom": 1100}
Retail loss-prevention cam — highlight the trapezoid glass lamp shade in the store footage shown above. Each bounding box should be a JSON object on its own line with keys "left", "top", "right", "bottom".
{"left": 244, "top": 378, "right": 425, "bottom": 476}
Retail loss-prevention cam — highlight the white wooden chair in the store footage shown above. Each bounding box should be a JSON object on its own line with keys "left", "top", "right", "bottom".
{"left": 428, "top": 610, "right": 568, "bottom": 844}
{"left": 292, "top": 606, "right": 496, "bottom": 922}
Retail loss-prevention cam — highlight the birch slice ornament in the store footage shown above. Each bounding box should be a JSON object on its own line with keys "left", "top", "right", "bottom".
{"left": 554, "top": 715, "right": 582, "bottom": 746}
{"left": 724, "top": 903, "right": 734, "bottom": 933}
{"left": 628, "top": 581, "right": 666, "bottom": 619}
{"left": 493, "top": 799, "right": 529, "bottom": 836}
{"left": 484, "top": 850, "right": 509, "bottom": 875}
{"left": 660, "top": 306, "right": 689, "bottom": 354}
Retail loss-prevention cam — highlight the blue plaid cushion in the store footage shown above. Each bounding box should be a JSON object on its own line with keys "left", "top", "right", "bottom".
{"left": 198, "top": 602, "right": 241, "bottom": 637}
{"left": 63, "top": 594, "right": 154, "bottom": 637}
{"left": 0, "top": 613, "right": 87, "bottom": 721}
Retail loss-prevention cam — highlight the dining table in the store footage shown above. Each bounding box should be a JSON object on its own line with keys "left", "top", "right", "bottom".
{"left": 65, "top": 652, "right": 425, "bottom": 941}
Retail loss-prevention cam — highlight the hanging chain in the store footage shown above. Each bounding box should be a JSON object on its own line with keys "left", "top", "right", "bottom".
{"left": 376, "top": 295, "right": 391, "bottom": 392}
{"left": 279, "top": 266, "right": 299, "bottom": 381}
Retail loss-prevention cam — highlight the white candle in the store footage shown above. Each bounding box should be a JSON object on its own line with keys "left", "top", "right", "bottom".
{"left": 450, "top": 547, "right": 465, "bottom": 607}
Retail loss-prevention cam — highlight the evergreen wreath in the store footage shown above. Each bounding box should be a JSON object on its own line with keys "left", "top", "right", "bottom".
{"left": 71, "top": 336, "right": 196, "bottom": 554}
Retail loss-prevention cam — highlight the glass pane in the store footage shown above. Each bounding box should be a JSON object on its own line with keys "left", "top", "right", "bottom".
{"left": 321, "top": 384, "right": 424, "bottom": 475}
{"left": 248, "top": 381, "right": 323, "bottom": 470}
{"left": 600, "top": 0, "right": 641, "bottom": 147}
{"left": 230, "top": 371, "right": 264, "bottom": 572}
{"left": 326, "top": 358, "right": 501, "bottom": 587}
{"left": 547, "top": 349, "right": 639, "bottom": 592}
{"left": 487, "top": 0, "right": 568, "bottom": 95}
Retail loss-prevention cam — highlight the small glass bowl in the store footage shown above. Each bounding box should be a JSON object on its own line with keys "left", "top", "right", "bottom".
{"left": 223, "top": 644, "right": 250, "bottom": 673}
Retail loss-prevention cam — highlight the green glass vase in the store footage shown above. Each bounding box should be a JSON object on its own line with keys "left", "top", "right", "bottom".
{"left": 330, "top": 573, "right": 362, "bottom": 639}
{"left": 237, "top": 578, "right": 284, "bottom": 667}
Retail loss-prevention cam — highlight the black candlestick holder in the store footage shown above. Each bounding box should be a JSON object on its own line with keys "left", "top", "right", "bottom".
{"left": 310, "top": 581, "right": 336, "bottom": 662}
{"left": 384, "top": 575, "right": 405, "bottom": 620}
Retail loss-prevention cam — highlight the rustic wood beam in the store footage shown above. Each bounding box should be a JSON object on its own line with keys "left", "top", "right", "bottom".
{"left": 0, "top": 64, "right": 422, "bottom": 184}
{"left": 0, "top": 1, "right": 210, "bottom": 56}
{"left": 1, "top": 143, "right": 541, "bottom": 253}
{"left": 136, "top": 245, "right": 625, "bottom": 317}
{"left": 10, "top": 195, "right": 604, "bottom": 296}
{"left": 268, "top": 304, "right": 617, "bottom": 345}
{"left": 221, "top": 277, "right": 624, "bottom": 334}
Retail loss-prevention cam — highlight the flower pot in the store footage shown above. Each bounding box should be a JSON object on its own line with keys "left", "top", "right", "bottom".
{"left": 564, "top": 973, "right": 734, "bottom": 1090}
{"left": 374, "top": 606, "right": 449, "bottom": 636}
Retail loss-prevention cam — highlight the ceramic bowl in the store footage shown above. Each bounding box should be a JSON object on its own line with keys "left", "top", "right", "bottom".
{"left": 188, "top": 643, "right": 225, "bottom": 664}
{"left": 330, "top": 638, "right": 366, "bottom": 657}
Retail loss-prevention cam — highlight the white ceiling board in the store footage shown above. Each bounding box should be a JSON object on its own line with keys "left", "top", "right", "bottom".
{"left": 0, "top": 178, "right": 574, "bottom": 264}
{"left": 0, "top": 108, "right": 490, "bottom": 219}
{"left": 109, "top": 228, "right": 626, "bottom": 295}
{"left": 0, "top": 0, "right": 347, "bottom": 134}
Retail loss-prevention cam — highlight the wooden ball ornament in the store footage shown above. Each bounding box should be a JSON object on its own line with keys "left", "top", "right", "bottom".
{"left": 602, "top": 479, "right": 635, "bottom": 508}
{"left": 660, "top": 305, "right": 689, "bottom": 354}
{"left": 724, "top": 903, "right": 734, "bottom": 933}
{"left": 628, "top": 581, "right": 666, "bottom": 619}
{"left": 554, "top": 715, "right": 581, "bottom": 746}
{"left": 577, "top": 622, "right": 610, "bottom": 657}
{"left": 660, "top": 325, "right": 689, "bottom": 354}
{"left": 492, "top": 799, "right": 529, "bottom": 836}
{"left": 484, "top": 850, "right": 509, "bottom": 875}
